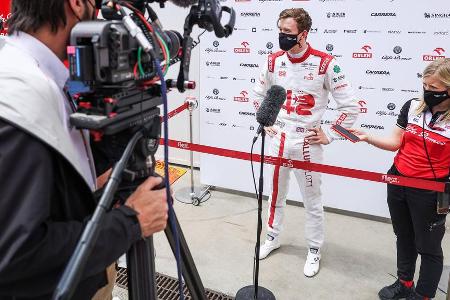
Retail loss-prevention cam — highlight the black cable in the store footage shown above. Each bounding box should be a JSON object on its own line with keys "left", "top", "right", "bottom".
{"left": 250, "top": 140, "right": 259, "bottom": 200}
{"left": 250, "top": 138, "right": 260, "bottom": 288}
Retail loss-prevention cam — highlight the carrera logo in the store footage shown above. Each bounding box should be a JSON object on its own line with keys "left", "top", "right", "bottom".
{"left": 240, "top": 12, "right": 260, "bottom": 17}
{"left": 240, "top": 63, "right": 259, "bottom": 68}
{"left": 234, "top": 91, "right": 250, "bottom": 102}
{"left": 234, "top": 41, "right": 251, "bottom": 53}
{"left": 371, "top": 12, "right": 396, "bottom": 17}
{"left": 423, "top": 48, "right": 446, "bottom": 61}
{"left": 361, "top": 124, "right": 385, "bottom": 130}
{"left": 366, "top": 70, "right": 391, "bottom": 75}
{"left": 239, "top": 111, "right": 256, "bottom": 116}
{"left": 353, "top": 45, "right": 373, "bottom": 58}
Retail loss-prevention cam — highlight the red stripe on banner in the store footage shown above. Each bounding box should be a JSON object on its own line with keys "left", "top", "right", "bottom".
{"left": 160, "top": 103, "right": 188, "bottom": 122}
{"left": 160, "top": 139, "right": 447, "bottom": 193}
{"left": 269, "top": 133, "right": 286, "bottom": 229}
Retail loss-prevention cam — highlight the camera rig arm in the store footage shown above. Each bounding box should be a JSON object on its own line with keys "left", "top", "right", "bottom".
{"left": 177, "top": 0, "right": 235, "bottom": 92}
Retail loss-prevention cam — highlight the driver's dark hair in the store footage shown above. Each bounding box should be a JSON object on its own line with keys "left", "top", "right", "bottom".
{"left": 8, "top": 0, "right": 86, "bottom": 34}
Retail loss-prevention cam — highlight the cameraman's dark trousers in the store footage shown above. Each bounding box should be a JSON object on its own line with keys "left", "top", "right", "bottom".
{"left": 387, "top": 165, "right": 447, "bottom": 298}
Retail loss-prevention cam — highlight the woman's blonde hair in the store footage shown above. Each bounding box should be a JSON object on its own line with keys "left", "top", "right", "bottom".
{"left": 416, "top": 58, "right": 450, "bottom": 122}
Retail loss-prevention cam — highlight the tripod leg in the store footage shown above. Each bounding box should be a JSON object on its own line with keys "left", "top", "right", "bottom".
{"left": 165, "top": 212, "right": 207, "bottom": 300}
{"left": 126, "top": 237, "right": 158, "bottom": 300}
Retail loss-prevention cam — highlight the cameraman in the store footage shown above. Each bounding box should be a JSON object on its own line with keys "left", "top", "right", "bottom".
{"left": 0, "top": 1, "right": 168, "bottom": 299}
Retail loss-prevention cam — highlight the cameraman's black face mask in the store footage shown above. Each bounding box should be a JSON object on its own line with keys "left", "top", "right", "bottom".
{"left": 423, "top": 88, "right": 450, "bottom": 109}
{"left": 278, "top": 32, "right": 299, "bottom": 51}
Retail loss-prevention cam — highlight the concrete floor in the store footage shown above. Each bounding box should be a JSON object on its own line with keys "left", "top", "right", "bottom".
{"left": 117, "top": 169, "right": 450, "bottom": 300}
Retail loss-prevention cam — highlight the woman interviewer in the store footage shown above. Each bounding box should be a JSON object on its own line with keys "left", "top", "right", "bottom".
{"left": 351, "top": 58, "right": 450, "bottom": 300}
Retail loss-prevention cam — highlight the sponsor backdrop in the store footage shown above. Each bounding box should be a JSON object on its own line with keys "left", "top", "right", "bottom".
{"left": 199, "top": 0, "right": 449, "bottom": 217}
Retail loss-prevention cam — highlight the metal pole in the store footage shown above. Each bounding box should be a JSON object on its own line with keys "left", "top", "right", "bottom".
{"left": 174, "top": 97, "right": 212, "bottom": 205}
{"left": 189, "top": 106, "right": 195, "bottom": 196}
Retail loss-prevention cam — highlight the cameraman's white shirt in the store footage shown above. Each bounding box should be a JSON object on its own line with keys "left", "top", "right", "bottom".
{"left": 0, "top": 32, "right": 96, "bottom": 190}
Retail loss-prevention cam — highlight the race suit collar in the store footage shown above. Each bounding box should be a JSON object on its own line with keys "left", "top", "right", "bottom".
{"left": 286, "top": 43, "right": 311, "bottom": 63}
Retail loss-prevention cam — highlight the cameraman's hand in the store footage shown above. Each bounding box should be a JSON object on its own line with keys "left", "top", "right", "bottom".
{"left": 125, "top": 177, "right": 168, "bottom": 237}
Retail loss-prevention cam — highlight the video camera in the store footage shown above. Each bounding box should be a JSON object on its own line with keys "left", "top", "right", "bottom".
{"left": 67, "top": 0, "right": 235, "bottom": 135}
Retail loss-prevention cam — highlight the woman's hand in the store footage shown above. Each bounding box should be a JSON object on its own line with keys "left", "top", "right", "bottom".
{"left": 348, "top": 129, "right": 370, "bottom": 143}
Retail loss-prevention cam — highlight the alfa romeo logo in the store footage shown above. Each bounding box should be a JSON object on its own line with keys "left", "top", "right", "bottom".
{"left": 387, "top": 103, "right": 396, "bottom": 110}
{"left": 213, "top": 89, "right": 219, "bottom": 95}
{"left": 266, "top": 42, "right": 273, "bottom": 49}
{"left": 393, "top": 46, "right": 402, "bottom": 54}
{"left": 326, "top": 44, "right": 334, "bottom": 52}
{"left": 213, "top": 41, "right": 219, "bottom": 47}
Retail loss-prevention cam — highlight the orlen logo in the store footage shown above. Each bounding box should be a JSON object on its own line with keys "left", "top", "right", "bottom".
{"left": 353, "top": 45, "right": 373, "bottom": 59}
{"left": 234, "top": 90, "right": 250, "bottom": 102}
{"left": 382, "top": 175, "right": 399, "bottom": 184}
{"left": 234, "top": 41, "right": 251, "bottom": 54}
{"left": 177, "top": 142, "right": 190, "bottom": 149}
{"left": 358, "top": 100, "right": 367, "bottom": 113}
{"left": 423, "top": 48, "right": 446, "bottom": 61}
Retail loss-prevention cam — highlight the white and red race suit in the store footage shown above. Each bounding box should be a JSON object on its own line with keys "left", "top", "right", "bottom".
{"left": 253, "top": 44, "right": 359, "bottom": 248}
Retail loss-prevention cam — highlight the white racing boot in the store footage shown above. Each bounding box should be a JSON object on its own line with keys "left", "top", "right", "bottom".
{"left": 258, "top": 234, "right": 280, "bottom": 260}
{"left": 303, "top": 247, "right": 321, "bottom": 277}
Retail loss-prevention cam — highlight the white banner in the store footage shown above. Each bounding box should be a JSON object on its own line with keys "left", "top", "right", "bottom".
{"left": 199, "top": 0, "right": 449, "bottom": 217}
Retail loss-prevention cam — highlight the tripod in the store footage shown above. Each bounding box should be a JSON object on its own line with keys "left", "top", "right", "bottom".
{"left": 53, "top": 113, "right": 206, "bottom": 300}
{"left": 236, "top": 130, "right": 275, "bottom": 300}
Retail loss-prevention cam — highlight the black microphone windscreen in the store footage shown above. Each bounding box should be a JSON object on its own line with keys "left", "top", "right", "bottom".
{"left": 169, "top": 0, "right": 198, "bottom": 7}
{"left": 256, "top": 85, "right": 286, "bottom": 127}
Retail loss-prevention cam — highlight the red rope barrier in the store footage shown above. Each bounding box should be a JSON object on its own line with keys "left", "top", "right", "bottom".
{"left": 160, "top": 138, "right": 448, "bottom": 193}
{"left": 160, "top": 102, "right": 189, "bottom": 123}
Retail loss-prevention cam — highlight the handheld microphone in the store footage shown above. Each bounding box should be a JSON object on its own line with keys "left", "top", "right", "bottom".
{"left": 253, "top": 85, "right": 286, "bottom": 143}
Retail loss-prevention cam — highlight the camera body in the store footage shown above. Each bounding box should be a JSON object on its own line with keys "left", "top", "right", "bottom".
{"left": 68, "top": 20, "right": 181, "bottom": 86}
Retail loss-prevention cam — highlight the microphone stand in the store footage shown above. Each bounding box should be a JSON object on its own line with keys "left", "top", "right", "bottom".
{"left": 236, "top": 129, "right": 275, "bottom": 300}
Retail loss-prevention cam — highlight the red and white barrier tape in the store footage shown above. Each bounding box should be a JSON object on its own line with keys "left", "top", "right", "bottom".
{"left": 160, "top": 138, "right": 448, "bottom": 193}
{"left": 160, "top": 102, "right": 189, "bottom": 122}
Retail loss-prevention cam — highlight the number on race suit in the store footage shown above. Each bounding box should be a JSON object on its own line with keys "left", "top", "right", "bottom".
{"left": 284, "top": 90, "right": 315, "bottom": 116}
